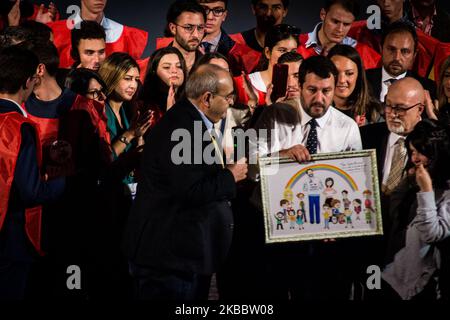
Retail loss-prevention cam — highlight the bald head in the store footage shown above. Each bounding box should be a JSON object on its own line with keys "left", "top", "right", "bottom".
{"left": 186, "top": 64, "right": 234, "bottom": 123}
{"left": 388, "top": 77, "right": 425, "bottom": 103}
{"left": 186, "top": 64, "right": 232, "bottom": 100}
{"left": 385, "top": 77, "right": 424, "bottom": 136}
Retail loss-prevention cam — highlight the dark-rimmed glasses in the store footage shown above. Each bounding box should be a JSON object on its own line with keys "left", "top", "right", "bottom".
{"left": 383, "top": 102, "right": 423, "bottom": 116}
{"left": 173, "top": 23, "right": 206, "bottom": 34}
{"left": 202, "top": 6, "right": 226, "bottom": 17}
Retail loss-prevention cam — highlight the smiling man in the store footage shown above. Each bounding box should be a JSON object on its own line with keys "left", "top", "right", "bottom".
{"left": 297, "top": 0, "right": 381, "bottom": 70}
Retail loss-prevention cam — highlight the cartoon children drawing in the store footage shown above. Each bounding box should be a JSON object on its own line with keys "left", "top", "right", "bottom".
{"left": 288, "top": 208, "right": 297, "bottom": 229}
{"left": 342, "top": 190, "right": 351, "bottom": 210}
{"left": 275, "top": 199, "right": 291, "bottom": 230}
{"left": 323, "top": 203, "right": 332, "bottom": 229}
{"left": 303, "top": 169, "right": 324, "bottom": 224}
{"left": 296, "top": 192, "right": 307, "bottom": 223}
{"left": 353, "top": 199, "right": 362, "bottom": 220}
{"left": 275, "top": 212, "right": 284, "bottom": 230}
{"left": 363, "top": 190, "right": 375, "bottom": 224}
{"left": 330, "top": 199, "right": 342, "bottom": 224}
{"left": 296, "top": 209, "right": 305, "bottom": 230}
{"left": 323, "top": 177, "right": 337, "bottom": 206}
{"left": 344, "top": 208, "right": 354, "bottom": 228}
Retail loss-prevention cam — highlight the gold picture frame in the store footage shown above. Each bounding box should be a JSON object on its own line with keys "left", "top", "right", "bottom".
{"left": 259, "top": 150, "right": 383, "bottom": 243}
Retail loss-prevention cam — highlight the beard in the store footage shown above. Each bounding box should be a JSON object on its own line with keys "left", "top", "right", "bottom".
{"left": 387, "top": 118, "right": 406, "bottom": 135}
{"left": 175, "top": 34, "right": 200, "bottom": 52}
{"left": 256, "top": 15, "right": 277, "bottom": 32}
{"left": 302, "top": 97, "right": 328, "bottom": 118}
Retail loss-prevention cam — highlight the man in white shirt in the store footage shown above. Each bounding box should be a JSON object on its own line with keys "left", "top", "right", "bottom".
{"left": 267, "top": 55, "right": 362, "bottom": 162}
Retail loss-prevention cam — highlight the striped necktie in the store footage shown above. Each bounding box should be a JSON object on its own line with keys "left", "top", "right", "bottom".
{"left": 383, "top": 137, "right": 407, "bottom": 194}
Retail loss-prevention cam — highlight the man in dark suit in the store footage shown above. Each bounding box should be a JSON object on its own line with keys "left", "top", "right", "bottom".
{"left": 123, "top": 64, "right": 248, "bottom": 300}
{"left": 366, "top": 21, "right": 436, "bottom": 104}
{"left": 358, "top": 77, "right": 425, "bottom": 294}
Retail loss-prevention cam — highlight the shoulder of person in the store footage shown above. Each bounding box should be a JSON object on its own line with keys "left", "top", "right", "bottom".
{"left": 329, "top": 107, "right": 358, "bottom": 128}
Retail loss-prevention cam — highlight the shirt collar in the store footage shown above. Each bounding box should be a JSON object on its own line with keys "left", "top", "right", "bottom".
{"left": 300, "top": 105, "right": 332, "bottom": 128}
{"left": 207, "top": 32, "right": 221, "bottom": 48}
{"left": 192, "top": 102, "right": 214, "bottom": 133}
{"left": 305, "top": 23, "right": 357, "bottom": 52}
{"left": 2, "top": 98, "right": 27, "bottom": 117}
{"left": 388, "top": 131, "right": 405, "bottom": 148}
{"left": 74, "top": 13, "right": 107, "bottom": 29}
{"left": 382, "top": 67, "right": 407, "bottom": 83}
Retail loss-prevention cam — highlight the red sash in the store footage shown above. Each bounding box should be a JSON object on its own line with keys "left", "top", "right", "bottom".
{"left": 234, "top": 75, "right": 266, "bottom": 106}
{"left": 298, "top": 33, "right": 381, "bottom": 70}
{"left": 49, "top": 21, "right": 148, "bottom": 68}
{"left": 0, "top": 112, "right": 44, "bottom": 255}
{"left": 70, "top": 95, "right": 112, "bottom": 150}
{"left": 229, "top": 33, "right": 246, "bottom": 45}
{"left": 228, "top": 42, "right": 262, "bottom": 75}
{"left": 431, "top": 42, "right": 450, "bottom": 83}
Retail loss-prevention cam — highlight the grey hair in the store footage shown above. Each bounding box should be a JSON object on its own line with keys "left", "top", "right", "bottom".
{"left": 185, "top": 64, "right": 226, "bottom": 99}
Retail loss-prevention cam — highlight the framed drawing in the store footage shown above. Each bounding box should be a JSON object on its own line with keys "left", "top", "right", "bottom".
{"left": 259, "top": 150, "right": 383, "bottom": 243}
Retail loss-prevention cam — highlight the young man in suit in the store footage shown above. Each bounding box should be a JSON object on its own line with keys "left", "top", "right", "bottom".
{"left": 366, "top": 21, "right": 436, "bottom": 103}
{"left": 123, "top": 64, "right": 247, "bottom": 300}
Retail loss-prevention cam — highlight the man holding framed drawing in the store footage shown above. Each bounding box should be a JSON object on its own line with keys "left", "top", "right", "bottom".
{"left": 230, "top": 55, "right": 368, "bottom": 300}
{"left": 259, "top": 151, "right": 383, "bottom": 243}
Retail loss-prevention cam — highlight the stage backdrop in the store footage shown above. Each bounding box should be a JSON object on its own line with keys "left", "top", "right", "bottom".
{"left": 41, "top": 0, "right": 450, "bottom": 57}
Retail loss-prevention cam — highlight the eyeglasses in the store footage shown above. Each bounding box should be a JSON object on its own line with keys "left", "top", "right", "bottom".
{"left": 383, "top": 102, "right": 423, "bottom": 116}
{"left": 174, "top": 23, "right": 206, "bottom": 34}
{"left": 202, "top": 6, "right": 226, "bottom": 17}
{"left": 213, "top": 92, "right": 235, "bottom": 104}
{"left": 87, "top": 89, "right": 105, "bottom": 101}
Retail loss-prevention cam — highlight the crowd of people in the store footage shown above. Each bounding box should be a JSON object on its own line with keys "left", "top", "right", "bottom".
{"left": 1, "top": 0, "right": 450, "bottom": 301}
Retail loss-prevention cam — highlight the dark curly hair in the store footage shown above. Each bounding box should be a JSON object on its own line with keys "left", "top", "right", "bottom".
{"left": 406, "top": 119, "right": 450, "bottom": 189}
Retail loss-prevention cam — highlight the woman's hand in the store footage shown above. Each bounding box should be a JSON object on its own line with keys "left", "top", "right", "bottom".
{"left": 130, "top": 110, "right": 154, "bottom": 139}
{"left": 415, "top": 163, "right": 433, "bottom": 192}
{"left": 167, "top": 83, "right": 176, "bottom": 111}
{"left": 241, "top": 72, "right": 258, "bottom": 113}
{"left": 7, "top": 0, "right": 20, "bottom": 27}
{"left": 265, "top": 83, "right": 290, "bottom": 106}
{"left": 35, "top": 2, "right": 58, "bottom": 24}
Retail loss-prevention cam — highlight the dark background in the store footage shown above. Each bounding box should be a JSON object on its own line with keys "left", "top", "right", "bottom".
{"left": 33, "top": 0, "right": 450, "bottom": 56}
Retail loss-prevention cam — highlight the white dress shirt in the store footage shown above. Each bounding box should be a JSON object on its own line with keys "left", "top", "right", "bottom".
{"left": 299, "top": 106, "right": 362, "bottom": 153}
{"left": 380, "top": 67, "right": 407, "bottom": 102}
{"left": 73, "top": 13, "right": 124, "bottom": 43}
{"left": 248, "top": 72, "right": 267, "bottom": 93}
{"left": 382, "top": 132, "right": 408, "bottom": 185}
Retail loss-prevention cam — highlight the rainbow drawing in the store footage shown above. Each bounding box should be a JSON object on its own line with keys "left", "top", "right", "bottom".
{"left": 285, "top": 164, "right": 358, "bottom": 191}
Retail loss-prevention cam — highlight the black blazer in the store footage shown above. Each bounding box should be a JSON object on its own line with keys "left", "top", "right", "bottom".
{"left": 360, "top": 122, "right": 390, "bottom": 184}
{"left": 122, "top": 98, "right": 236, "bottom": 275}
{"left": 366, "top": 68, "right": 437, "bottom": 103}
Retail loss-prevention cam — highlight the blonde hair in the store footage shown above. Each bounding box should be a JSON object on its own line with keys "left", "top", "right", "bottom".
{"left": 98, "top": 52, "right": 140, "bottom": 98}
{"left": 438, "top": 56, "right": 450, "bottom": 109}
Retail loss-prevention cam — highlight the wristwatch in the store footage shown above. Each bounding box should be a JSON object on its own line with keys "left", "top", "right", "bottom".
{"left": 119, "top": 135, "right": 130, "bottom": 145}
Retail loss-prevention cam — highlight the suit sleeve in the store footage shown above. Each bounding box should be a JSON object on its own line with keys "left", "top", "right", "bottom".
{"left": 14, "top": 124, "right": 65, "bottom": 207}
